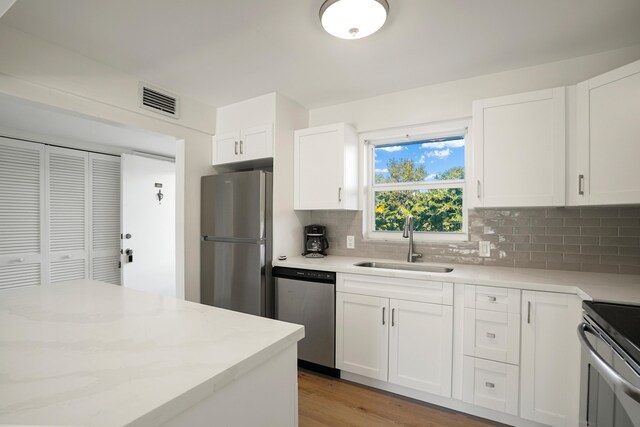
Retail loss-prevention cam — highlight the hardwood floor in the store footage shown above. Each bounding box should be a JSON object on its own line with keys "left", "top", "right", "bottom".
{"left": 298, "top": 369, "right": 505, "bottom": 427}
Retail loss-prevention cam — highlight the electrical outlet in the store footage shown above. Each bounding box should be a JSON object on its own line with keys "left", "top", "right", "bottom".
{"left": 479, "top": 241, "right": 491, "bottom": 257}
{"left": 346, "top": 235, "right": 355, "bottom": 249}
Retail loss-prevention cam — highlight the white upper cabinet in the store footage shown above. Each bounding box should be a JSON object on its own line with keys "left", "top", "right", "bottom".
{"left": 570, "top": 59, "right": 640, "bottom": 205}
{"left": 473, "top": 88, "right": 566, "bottom": 207}
{"left": 294, "top": 122, "right": 359, "bottom": 210}
{"left": 212, "top": 93, "right": 276, "bottom": 166}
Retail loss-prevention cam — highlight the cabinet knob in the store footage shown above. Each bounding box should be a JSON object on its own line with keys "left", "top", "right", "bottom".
{"left": 13, "top": 257, "right": 24, "bottom": 263}
{"left": 486, "top": 332, "right": 496, "bottom": 339}
{"left": 485, "top": 382, "right": 495, "bottom": 389}
{"left": 63, "top": 254, "right": 73, "bottom": 260}
{"left": 239, "top": 140, "right": 243, "bottom": 154}
{"left": 578, "top": 174, "right": 585, "bottom": 196}
{"left": 235, "top": 141, "right": 239, "bottom": 155}
{"left": 338, "top": 187, "right": 342, "bottom": 203}
{"left": 487, "top": 296, "right": 497, "bottom": 302}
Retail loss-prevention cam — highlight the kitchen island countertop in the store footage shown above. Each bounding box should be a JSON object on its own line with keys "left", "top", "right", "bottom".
{"left": 0, "top": 280, "right": 304, "bottom": 426}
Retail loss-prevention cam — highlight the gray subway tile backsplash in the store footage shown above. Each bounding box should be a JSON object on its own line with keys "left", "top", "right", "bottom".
{"left": 308, "top": 206, "right": 640, "bottom": 275}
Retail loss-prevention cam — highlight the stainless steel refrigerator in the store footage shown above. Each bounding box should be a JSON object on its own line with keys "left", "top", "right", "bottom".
{"left": 200, "top": 171, "right": 273, "bottom": 317}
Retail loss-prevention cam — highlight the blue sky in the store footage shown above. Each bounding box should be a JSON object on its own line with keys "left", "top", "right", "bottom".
{"left": 374, "top": 137, "right": 465, "bottom": 182}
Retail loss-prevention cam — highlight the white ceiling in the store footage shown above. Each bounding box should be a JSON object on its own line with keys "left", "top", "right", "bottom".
{"left": 2, "top": 0, "right": 640, "bottom": 110}
{"left": 0, "top": 94, "right": 177, "bottom": 156}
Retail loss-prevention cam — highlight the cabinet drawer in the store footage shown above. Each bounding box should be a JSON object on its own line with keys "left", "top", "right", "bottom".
{"left": 463, "top": 308, "right": 520, "bottom": 364}
{"left": 462, "top": 356, "right": 519, "bottom": 416}
{"left": 338, "top": 273, "right": 453, "bottom": 305}
{"left": 465, "top": 285, "right": 520, "bottom": 313}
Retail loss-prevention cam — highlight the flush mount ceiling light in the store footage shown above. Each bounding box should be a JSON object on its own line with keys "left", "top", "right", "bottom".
{"left": 320, "top": 0, "right": 389, "bottom": 40}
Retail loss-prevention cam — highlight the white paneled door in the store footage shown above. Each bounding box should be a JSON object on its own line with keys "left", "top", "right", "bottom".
{"left": 0, "top": 138, "right": 45, "bottom": 289}
{"left": 121, "top": 154, "right": 176, "bottom": 297}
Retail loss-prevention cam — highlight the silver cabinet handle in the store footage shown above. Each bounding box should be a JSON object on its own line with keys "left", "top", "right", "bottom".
{"left": 239, "top": 140, "right": 243, "bottom": 154}
{"left": 391, "top": 308, "right": 395, "bottom": 327}
{"left": 486, "top": 332, "right": 496, "bottom": 339}
{"left": 338, "top": 187, "right": 342, "bottom": 202}
{"left": 382, "top": 307, "right": 386, "bottom": 325}
{"left": 578, "top": 322, "right": 640, "bottom": 403}
{"left": 487, "top": 296, "right": 497, "bottom": 302}
{"left": 477, "top": 180, "right": 481, "bottom": 199}
{"left": 578, "top": 174, "right": 585, "bottom": 195}
{"left": 485, "top": 382, "right": 495, "bottom": 389}
{"left": 527, "top": 301, "right": 532, "bottom": 324}
{"left": 234, "top": 141, "right": 238, "bottom": 155}
{"left": 12, "top": 257, "right": 25, "bottom": 263}
{"left": 63, "top": 254, "right": 73, "bottom": 260}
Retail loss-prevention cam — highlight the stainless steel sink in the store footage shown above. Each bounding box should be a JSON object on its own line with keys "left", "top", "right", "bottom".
{"left": 353, "top": 261, "right": 453, "bottom": 273}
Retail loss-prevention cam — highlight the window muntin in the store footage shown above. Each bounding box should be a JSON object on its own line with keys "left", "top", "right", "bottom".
{"left": 368, "top": 132, "right": 467, "bottom": 240}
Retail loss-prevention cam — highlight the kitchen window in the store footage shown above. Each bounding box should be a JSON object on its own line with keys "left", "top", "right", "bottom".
{"left": 364, "top": 122, "right": 468, "bottom": 242}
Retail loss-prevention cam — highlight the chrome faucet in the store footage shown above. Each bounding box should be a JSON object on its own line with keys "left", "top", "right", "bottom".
{"left": 402, "top": 215, "right": 422, "bottom": 263}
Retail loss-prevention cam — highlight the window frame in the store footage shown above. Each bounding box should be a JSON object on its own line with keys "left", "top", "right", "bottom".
{"left": 362, "top": 120, "right": 470, "bottom": 243}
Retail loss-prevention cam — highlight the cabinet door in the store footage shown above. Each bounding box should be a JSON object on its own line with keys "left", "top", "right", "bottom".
{"left": 521, "top": 291, "right": 582, "bottom": 427}
{"left": 213, "top": 131, "right": 240, "bottom": 165}
{"left": 89, "top": 153, "right": 121, "bottom": 286}
{"left": 473, "top": 88, "right": 565, "bottom": 207}
{"left": 46, "top": 146, "right": 89, "bottom": 283}
{"left": 574, "top": 60, "right": 640, "bottom": 205}
{"left": 336, "top": 292, "right": 389, "bottom": 381}
{"left": 0, "top": 138, "right": 45, "bottom": 289}
{"left": 240, "top": 124, "right": 273, "bottom": 161}
{"left": 294, "top": 124, "right": 345, "bottom": 210}
{"left": 389, "top": 299, "right": 453, "bottom": 397}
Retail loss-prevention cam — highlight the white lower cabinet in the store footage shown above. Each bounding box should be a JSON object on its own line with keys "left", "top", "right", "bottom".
{"left": 388, "top": 299, "right": 453, "bottom": 396}
{"left": 520, "top": 291, "right": 582, "bottom": 427}
{"left": 336, "top": 292, "right": 388, "bottom": 381}
{"left": 462, "top": 356, "right": 519, "bottom": 415}
{"left": 336, "top": 274, "right": 454, "bottom": 398}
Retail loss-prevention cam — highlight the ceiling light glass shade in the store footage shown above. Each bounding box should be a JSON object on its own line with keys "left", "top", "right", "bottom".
{"left": 320, "top": 0, "right": 389, "bottom": 40}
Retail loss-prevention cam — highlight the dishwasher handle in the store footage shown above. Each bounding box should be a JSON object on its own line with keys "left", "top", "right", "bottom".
{"left": 578, "top": 322, "right": 640, "bottom": 404}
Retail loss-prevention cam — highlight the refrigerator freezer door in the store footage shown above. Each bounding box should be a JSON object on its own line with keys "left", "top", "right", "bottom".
{"left": 275, "top": 277, "right": 335, "bottom": 368}
{"left": 201, "top": 171, "right": 266, "bottom": 239}
{"left": 201, "top": 240, "right": 266, "bottom": 316}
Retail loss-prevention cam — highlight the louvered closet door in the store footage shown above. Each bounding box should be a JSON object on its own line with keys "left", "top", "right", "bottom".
{"left": 89, "top": 153, "right": 121, "bottom": 285}
{"left": 0, "top": 138, "right": 45, "bottom": 289}
{"left": 46, "top": 146, "right": 89, "bottom": 283}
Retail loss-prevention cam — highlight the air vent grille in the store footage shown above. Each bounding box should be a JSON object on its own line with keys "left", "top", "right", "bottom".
{"left": 139, "top": 83, "right": 180, "bottom": 118}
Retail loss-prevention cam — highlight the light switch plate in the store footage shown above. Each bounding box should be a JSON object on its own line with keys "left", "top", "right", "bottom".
{"left": 346, "top": 235, "right": 355, "bottom": 249}
{"left": 479, "top": 241, "right": 491, "bottom": 257}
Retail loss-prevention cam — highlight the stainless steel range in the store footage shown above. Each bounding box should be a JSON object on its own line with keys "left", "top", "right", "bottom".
{"left": 579, "top": 301, "right": 640, "bottom": 427}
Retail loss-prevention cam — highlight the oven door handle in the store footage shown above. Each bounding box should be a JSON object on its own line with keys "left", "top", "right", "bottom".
{"left": 578, "top": 322, "right": 640, "bottom": 404}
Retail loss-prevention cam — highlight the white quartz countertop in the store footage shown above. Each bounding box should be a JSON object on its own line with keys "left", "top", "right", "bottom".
{"left": 274, "top": 255, "right": 640, "bottom": 304}
{"left": 0, "top": 280, "right": 304, "bottom": 427}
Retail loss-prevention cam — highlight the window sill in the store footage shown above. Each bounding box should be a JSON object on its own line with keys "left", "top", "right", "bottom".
{"left": 363, "top": 232, "right": 469, "bottom": 244}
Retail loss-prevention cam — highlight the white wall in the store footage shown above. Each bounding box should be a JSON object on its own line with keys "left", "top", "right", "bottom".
{"left": 309, "top": 44, "right": 640, "bottom": 131}
{"left": 0, "top": 23, "right": 216, "bottom": 302}
{"left": 273, "top": 93, "right": 309, "bottom": 259}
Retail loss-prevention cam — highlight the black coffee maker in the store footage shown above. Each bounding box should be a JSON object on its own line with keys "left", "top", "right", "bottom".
{"left": 303, "top": 224, "right": 329, "bottom": 258}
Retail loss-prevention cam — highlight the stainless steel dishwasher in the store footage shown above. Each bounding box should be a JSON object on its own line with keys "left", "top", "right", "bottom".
{"left": 273, "top": 267, "right": 337, "bottom": 375}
